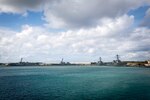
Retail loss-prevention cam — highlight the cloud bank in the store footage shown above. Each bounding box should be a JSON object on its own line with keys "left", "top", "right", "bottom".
{"left": 0, "top": 0, "right": 150, "bottom": 62}
{"left": 44, "top": 0, "right": 150, "bottom": 28}
{"left": 0, "top": 15, "right": 150, "bottom": 62}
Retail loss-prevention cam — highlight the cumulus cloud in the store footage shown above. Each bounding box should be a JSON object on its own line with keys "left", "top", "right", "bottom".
{"left": 0, "top": 25, "right": 50, "bottom": 62}
{"left": 0, "top": 0, "right": 150, "bottom": 28}
{"left": 0, "top": 0, "right": 150, "bottom": 62}
{"left": 44, "top": 0, "right": 150, "bottom": 29}
{"left": 0, "top": 15, "right": 150, "bottom": 62}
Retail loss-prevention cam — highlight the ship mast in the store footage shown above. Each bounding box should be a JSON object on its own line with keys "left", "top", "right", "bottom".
{"left": 20, "top": 58, "right": 23, "bottom": 63}
{"left": 116, "top": 54, "right": 120, "bottom": 61}
{"left": 116, "top": 54, "right": 121, "bottom": 63}
{"left": 98, "top": 57, "right": 103, "bottom": 65}
{"left": 60, "top": 58, "right": 65, "bottom": 64}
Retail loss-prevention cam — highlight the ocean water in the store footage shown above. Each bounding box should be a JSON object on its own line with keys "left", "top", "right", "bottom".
{"left": 0, "top": 66, "right": 150, "bottom": 100}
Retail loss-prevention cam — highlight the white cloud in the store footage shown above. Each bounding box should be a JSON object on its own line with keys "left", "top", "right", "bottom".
{"left": 44, "top": 0, "right": 150, "bottom": 29}
{"left": 0, "top": 25, "right": 50, "bottom": 62}
{"left": 0, "top": 0, "right": 150, "bottom": 62}
{"left": 0, "top": 0, "right": 150, "bottom": 28}
{"left": 0, "top": 14, "right": 150, "bottom": 62}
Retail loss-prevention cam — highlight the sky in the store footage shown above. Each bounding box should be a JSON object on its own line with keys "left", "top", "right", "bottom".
{"left": 0, "top": 0, "right": 150, "bottom": 63}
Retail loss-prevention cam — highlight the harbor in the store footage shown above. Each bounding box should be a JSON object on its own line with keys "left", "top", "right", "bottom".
{"left": 1, "top": 55, "right": 150, "bottom": 67}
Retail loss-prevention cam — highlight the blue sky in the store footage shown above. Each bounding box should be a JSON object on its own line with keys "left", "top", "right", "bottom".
{"left": 0, "top": 0, "right": 150, "bottom": 63}
{"left": 128, "top": 6, "right": 150, "bottom": 26}
{"left": 0, "top": 11, "right": 45, "bottom": 30}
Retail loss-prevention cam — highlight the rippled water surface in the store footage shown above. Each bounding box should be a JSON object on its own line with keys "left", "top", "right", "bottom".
{"left": 0, "top": 66, "right": 150, "bottom": 100}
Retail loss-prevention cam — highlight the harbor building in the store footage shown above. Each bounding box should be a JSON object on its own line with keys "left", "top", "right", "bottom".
{"left": 145, "top": 60, "right": 150, "bottom": 67}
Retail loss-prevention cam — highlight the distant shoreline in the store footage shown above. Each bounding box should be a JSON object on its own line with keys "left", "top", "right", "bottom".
{"left": 0, "top": 60, "right": 150, "bottom": 67}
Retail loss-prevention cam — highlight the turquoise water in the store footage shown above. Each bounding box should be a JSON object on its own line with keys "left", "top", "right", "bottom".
{"left": 0, "top": 66, "right": 150, "bottom": 100}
